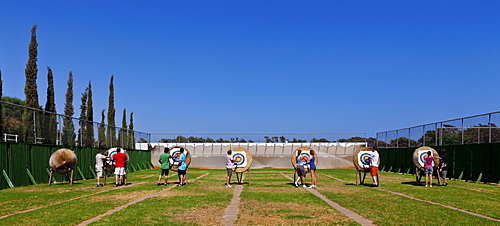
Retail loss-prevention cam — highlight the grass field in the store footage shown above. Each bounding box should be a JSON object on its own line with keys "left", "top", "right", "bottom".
{"left": 0, "top": 168, "right": 498, "bottom": 225}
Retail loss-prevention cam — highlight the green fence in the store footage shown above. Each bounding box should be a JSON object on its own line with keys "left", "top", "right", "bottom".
{"left": 0, "top": 142, "right": 151, "bottom": 190}
{"left": 379, "top": 143, "right": 500, "bottom": 183}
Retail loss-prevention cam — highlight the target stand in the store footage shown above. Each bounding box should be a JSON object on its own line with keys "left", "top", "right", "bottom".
{"left": 413, "top": 146, "right": 441, "bottom": 186}
{"left": 231, "top": 147, "right": 252, "bottom": 185}
{"left": 291, "top": 147, "right": 317, "bottom": 185}
{"left": 353, "top": 147, "right": 380, "bottom": 186}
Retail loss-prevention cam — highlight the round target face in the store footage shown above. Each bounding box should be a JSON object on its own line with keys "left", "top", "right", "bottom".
{"left": 233, "top": 153, "right": 245, "bottom": 165}
{"left": 360, "top": 153, "right": 371, "bottom": 165}
{"left": 418, "top": 150, "right": 434, "bottom": 167}
{"left": 171, "top": 151, "right": 182, "bottom": 163}
{"left": 298, "top": 153, "right": 310, "bottom": 164}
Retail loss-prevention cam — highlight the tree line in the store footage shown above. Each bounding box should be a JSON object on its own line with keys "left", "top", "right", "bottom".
{"left": 0, "top": 25, "right": 135, "bottom": 149}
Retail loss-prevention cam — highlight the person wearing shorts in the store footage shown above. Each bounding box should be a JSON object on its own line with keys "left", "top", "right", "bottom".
{"left": 157, "top": 147, "right": 171, "bottom": 185}
{"left": 439, "top": 149, "right": 448, "bottom": 186}
{"left": 423, "top": 151, "right": 435, "bottom": 187}
{"left": 225, "top": 150, "right": 236, "bottom": 187}
{"left": 95, "top": 150, "right": 109, "bottom": 187}
{"left": 369, "top": 148, "right": 380, "bottom": 187}
{"left": 294, "top": 150, "right": 307, "bottom": 188}
{"left": 113, "top": 148, "right": 128, "bottom": 187}
{"left": 308, "top": 152, "right": 317, "bottom": 188}
{"left": 177, "top": 148, "right": 187, "bottom": 186}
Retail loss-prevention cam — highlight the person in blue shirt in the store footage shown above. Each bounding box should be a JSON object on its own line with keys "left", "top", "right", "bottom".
{"left": 308, "top": 152, "right": 317, "bottom": 188}
{"left": 177, "top": 148, "right": 187, "bottom": 186}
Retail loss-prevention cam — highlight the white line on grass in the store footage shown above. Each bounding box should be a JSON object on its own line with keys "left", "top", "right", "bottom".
{"left": 280, "top": 172, "right": 375, "bottom": 226}
{"left": 222, "top": 185, "right": 243, "bottom": 226}
{"left": 77, "top": 173, "right": 210, "bottom": 226}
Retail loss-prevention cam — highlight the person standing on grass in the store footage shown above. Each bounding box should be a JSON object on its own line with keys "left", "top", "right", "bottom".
{"left": 294, "top": 150, "right": 307, "bottom": 188}
{"left": 439, "top": 149, "right": 448, "bottom": 186}
{"left": 225, "top": 150, "right": 236, "bottom": 187}
{"left": 113, "top": 148, "right": 128, "bottom": 187}
{"left": 157, "top": 147, "right": 172, "bottom": 186}
{"left": 369, "top": 147, "right": 380, "bottom": 187}
{"left": 177, "top": 148, "right": 187, "bottom": 186}
{"left": 308, "top": 151, "right": 317, "bottom": 188}
{"left": 95, "top": 150, "right": 109, "bottom": 187}
{"left": 423, "top": 151, "right": 435, "bottom": 187}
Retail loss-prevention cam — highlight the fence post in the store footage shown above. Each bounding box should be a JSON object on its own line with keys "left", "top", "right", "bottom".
{"left": 89, "top": 165, "right": 97, "bottom": 178}
{"left": 26, "top": 168, "right": 37, "bottom": 185}
{"left": 2, "top": 169, "right": 14, "bottom": 188}
{"left": 76, "top": 166, "right": 86, "bottom": 180}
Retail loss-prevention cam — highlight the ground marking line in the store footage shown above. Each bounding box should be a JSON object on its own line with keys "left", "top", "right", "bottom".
{"left": 222, "top": 185, "right": 243, "bottom": 226}
{"left": 77, "top": 173, "right": 210, "bottom": 226}
{"left": 279, "top": 172, "right": 374, "bottom": 226}
{"left": 322, "top": 174, "right": 500, "bottom": 223}
{"left": 0, "top": 181, "right": 149, "bottom": 219}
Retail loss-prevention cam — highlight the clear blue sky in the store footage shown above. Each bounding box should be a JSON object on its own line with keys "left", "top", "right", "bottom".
{"left": 0, "top": 1, "right": 499, "bottom": 138}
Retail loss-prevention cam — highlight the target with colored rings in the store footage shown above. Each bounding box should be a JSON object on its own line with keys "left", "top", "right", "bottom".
{"left": 353, "top": 148, "right": 378, "bottom": 171}
{"left": 412, "top": 147, "right": 439, "bottom": 171}
{"left": 291, "top": 147, "right": 318, "bottom": 169}
{"left": 167, "top": 146, "right": 192, "bottom": 172}
{"left": 233, "top": 153, "right": 245, "bottom": 165}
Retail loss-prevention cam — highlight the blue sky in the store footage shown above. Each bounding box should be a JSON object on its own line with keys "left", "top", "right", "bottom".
{"left": 0, "top": 1, "right": 499, "bottom": 138}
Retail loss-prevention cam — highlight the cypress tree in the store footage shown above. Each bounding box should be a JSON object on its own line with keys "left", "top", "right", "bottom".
{"left": 107, "top": 75, "right": 115, "bottom": 147}
{"left": 86, "top": 81, "right": 94, "bottom": 146}
{"left": 22, "top": 24, "right": 40, "bottom": 143}
{"left": 78, "top": 87, "right": 88, "bottom": 146}
{"left": 118, "top": 108, "right": 127, "bottom": 147}
{"left": 98, "top": 109, "right": 106, "bottom": 147}
{"left": 129, "top": 112, "right": 134, "bottom": 149}
{"left": 62, "top": 71, "right": 76, "bottom": 146}
{"left": 43, "top": 66, "right": 57, "bottom": 144}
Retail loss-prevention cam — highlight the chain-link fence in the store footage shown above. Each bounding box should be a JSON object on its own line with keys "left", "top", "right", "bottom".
{"left": 376, "top": 111, "right": 500, "bottom": 148}
{"left": 1, "top": 100, "right": 150, "bottom": 149}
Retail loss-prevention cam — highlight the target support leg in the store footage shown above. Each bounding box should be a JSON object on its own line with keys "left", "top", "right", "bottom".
{"left": 70, "top": 169, "right": 74, "bottom": 185}
{"left": 48, "top": 169, "right": 54, "bottom": 186}
{"left": 361, "top": 171, "right": 367, "bottom": 185}
{"left": 355, "top": 170, "right": 359, "bottom": 186}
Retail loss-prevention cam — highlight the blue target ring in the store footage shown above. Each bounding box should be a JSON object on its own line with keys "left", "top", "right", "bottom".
{"left": 233, "top": 153, "right": 245, "bottom": 165}
{"left": 420, "top": 153, "right": 429, "bottom": 164}
{"left": 298, "top": 153, "right": 310, "bottom": 164}
{"left": 360, "top": 153, "right": 371, "bottom": 165}
{"left": 172, "top": 151, "right": 182, "bottom": 162}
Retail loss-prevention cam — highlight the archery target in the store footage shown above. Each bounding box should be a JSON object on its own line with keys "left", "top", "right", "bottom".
{"left": 231, "top": 147, "right": 252, "bottom": 173}
{"left": 353, "top": 147, "right": 379, "bottom": 171}
{"left": 104, "top": 147, "right": 129, "bottom": 165}
{"left": 168, "top": 146, "right": 191, "bottom": 172}
{"left": 413, "top": 146, "right": 440, "bottom": 171}
{"left": 291, "top": 147, "right": 318, "bottom": 169}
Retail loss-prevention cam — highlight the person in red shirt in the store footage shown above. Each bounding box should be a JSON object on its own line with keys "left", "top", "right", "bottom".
{"left": 113, "top": 148, "right": 128, "bottom": 187}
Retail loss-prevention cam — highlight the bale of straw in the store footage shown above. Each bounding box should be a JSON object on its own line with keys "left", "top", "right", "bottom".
{"left": 413, "top": 146, "right": 440, "bottom": 171}
{"left": 232, "top": 146, "right": 253, "bottom": 173}
{"left": 291, "top": 147, "right": 318, "bottom": 169}
{"left": 49, "top": 149, "right": 77, "bottom": 174}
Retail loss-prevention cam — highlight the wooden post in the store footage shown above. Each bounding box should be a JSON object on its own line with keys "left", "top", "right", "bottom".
{"left": 48, "top": 169, "right": 54, "bottom": 186}
{"left": 70, "top": 169, "right": 74, "bottom": 185}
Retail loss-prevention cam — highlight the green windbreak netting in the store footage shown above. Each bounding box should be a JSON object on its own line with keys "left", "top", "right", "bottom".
{"left": 30, "top": 144, "right": 52, "bottom": 184}
{"left": 0, "top": 142, "right": 9, "bottom": 189}
{"left": 470, "top": 144, "right": 490, "bottom": 182}
{"left": 8, "top": 143, "right": 31, "bottom": 187}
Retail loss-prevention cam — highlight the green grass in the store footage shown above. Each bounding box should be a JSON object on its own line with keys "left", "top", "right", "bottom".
{"left": 0, "top": 168, "right": 498, "bottom": 225}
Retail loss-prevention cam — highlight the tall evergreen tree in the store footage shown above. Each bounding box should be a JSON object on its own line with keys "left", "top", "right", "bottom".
{"left": 62, "top": 71, "right": 76, "bottom": 146}
{"left": 107, "top": 75, "right": 116, "bottom": 147}
{"left": 129, "top": 112, "right": 134, "bottom": 149}
{"left": 118, "top": 108, "right": 127, "bottom": 147}
{"left": 22, "top": 24, "right": 40, "bottom": 143}
{"left": 78, "top": 87, "right": 88, "bottom": 146}
{"left": 0, "top": 70, "right": 3, "bottom": 138}
{"left": 98, "top": 109, "right": 106, "bottom": 147}
{"left": 86, "top": 81, "right": 94, "bottom": 146}
{"left": 42, "top": 66, "right": 57, "bottom": 144}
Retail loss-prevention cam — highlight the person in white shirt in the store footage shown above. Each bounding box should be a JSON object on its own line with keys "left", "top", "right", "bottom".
{"left": 95, "top": 150, "right": 109, "bottom": 187}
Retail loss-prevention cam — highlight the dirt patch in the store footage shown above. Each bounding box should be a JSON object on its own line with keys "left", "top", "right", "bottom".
{"left": 175, "top": 206, "right": 225, "bottom": 225}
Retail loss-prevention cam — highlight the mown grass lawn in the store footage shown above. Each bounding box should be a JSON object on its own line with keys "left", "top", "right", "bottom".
{"left": 0, "top": 168, "right": 498, "bottom": 225}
